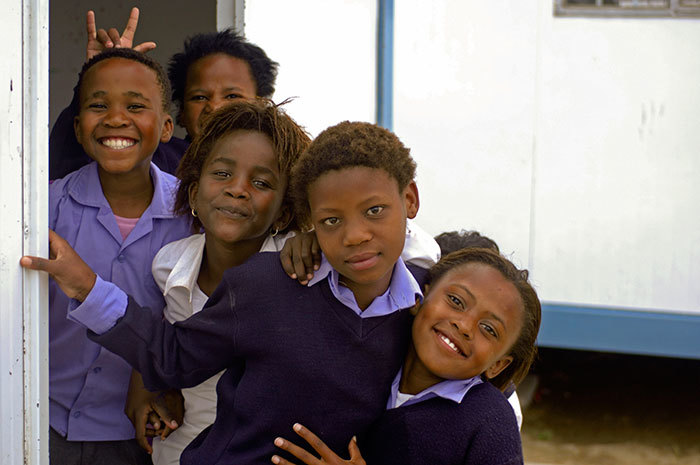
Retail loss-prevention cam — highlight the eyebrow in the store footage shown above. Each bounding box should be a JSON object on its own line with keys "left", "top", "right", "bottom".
{"left": 208, "top": 157, "right": 278, "bottom": 177}
{"left": 186, "top": 86, "right": 244, "bottom": 94}
{"left": 84, "top": 90, "right": 151, "bottom": 102}
{"left": 454, "top": 284, "right": 507, "bottom": 329}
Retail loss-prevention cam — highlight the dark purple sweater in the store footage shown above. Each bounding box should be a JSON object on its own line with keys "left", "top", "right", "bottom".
{"left": 89, "top": 252, "right": 427, "bottom": 464}
{"left": 361, "top": 382, "right": 523, "bottom": 465}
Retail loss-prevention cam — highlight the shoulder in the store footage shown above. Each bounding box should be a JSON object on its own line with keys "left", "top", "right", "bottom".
{"left": 152, "top": 234, "right": 204, "bottom": 279}
{"left": 222, "top": 252, "right": 288, "bottom": 285}
{"left": 406, "top": 263, "right": 430, "bottom": 288}
{"left": 49, "top": 163, "right": 98, "bottom": 224}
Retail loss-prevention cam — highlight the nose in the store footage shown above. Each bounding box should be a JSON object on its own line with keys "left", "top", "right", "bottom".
{"left": 452, "top": 316, "right": 475, "bottom": 340}
{"left": 342, "top": 218, "right": 372, "bottom": 247}
{"left": 223, "top": 175, "right": 251, "bottom": 200}
{"left": 103, "top": 106, "right": 129, "bottom": 127}
{"left": 204, "top": 96, "right": 229, "bottom": 114}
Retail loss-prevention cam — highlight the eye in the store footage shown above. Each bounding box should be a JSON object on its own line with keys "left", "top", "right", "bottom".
{"left": 252, "top": 179, "right": 273, "bottom": 189}
{"left": 322, "top": 217, "right": 340, "bottom": 227}
{"left": 480, "top": 322, "right": 498, "bottom": 338}
{"left": 87, "top": 102, "right": 106, "bottom": 110}
{"left": 212, "top": 170, "right": 231, "bottom": 178}
{"left": 225, "top": 93, "right": 243, "bottom": 100}
{"left": 188, "top": 95, "right": 207, "bottom": 102}
{"left": 366, "top": 205, "right": 384, "bottom": 216}
{"left": 447, "top": 293, "right": 465, "bottom": 309}
{"left": 127, "top": 103, "right": 145, "bottom": 111}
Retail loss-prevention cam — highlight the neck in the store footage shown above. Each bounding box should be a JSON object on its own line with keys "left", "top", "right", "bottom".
{"left": 342, "top": 267, "right": 394, "bottom": 311}
{"left": 399, "top": 343, "right": 445, "bottom": 395}
{"left": 98, "top": 164, "right": 153, "bottom": 218}
{"left": 197, "top": 232, "right": 268, "bottom": 296}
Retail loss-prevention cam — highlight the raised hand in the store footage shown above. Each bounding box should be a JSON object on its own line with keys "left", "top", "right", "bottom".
{"left": 271, "top": 423, "right": 366, "bottom": 465}
{"left": 85, "top": 7, "right": 157, "bottom": 61}
{"left": 20, "top": 229, "right": 96, "bottom": 302}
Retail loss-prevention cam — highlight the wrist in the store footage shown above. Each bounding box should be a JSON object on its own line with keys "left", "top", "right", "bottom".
{"left": 75, "top": 272, "right": 97, "bottom": 302}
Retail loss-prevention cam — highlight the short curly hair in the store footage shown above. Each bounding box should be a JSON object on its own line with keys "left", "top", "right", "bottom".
{"left": 76, "top": 48, "right": 171, "bottom": 111}
{"left": 290, "top": 121, "right": 416, "bottom": 229}
{"left": 168, "top": 29, "right": 278, "bottom": 122}
{"left": 175, "top": 98, "right": 310, "bottom": 232}
{"left": 428, "top": 247, "right": 541, "bottom": 392}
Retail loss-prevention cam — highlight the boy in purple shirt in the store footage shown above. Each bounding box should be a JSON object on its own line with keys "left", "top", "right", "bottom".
{"left": 34, "top": 47, "right": 191, "bottom": 464}
{"left": 23, "top": 121, "right": 428, "bottom": 464}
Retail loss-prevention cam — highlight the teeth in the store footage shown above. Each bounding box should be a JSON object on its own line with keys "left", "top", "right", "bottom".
{"left": 439, "top": 334, "right": 460, "bottom": 353}
{"left": 101, "top": 138, "right": 135, "bottom": 149}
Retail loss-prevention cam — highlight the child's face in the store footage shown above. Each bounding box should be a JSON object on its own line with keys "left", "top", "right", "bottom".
{"left": 411, "top": 263, "right": 523, "bottom": 384}
{"left": 189, "top": 130, "right": 287, "bottom": 249}
{"left": 308, "top": 166, "right": 419, "bottom": 305}
{"left": 74, "top": 58, "right": 173, "bottom": 176}
{"left": 180, "top": 53, "right": 257, "bottom": 138}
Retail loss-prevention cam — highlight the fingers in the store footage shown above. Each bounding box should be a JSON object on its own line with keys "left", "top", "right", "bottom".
{"left": 152, "top": 395, "right": 179, "bottom": 432}
{"left": 134, "top": 407, "right": 153, "bottom": 454}
{"left": 270, "top": 454, "right": 299, "bottom": 465}
{"left": 122, "top": 7, "right": 140, "bottom": 41}
{"left": 86, "top": 11, "right": 97, "bottom": 39}
{"left": 96, "top": 28, "right": 113, "bottom": 48}
{"left": 279, "top": 240, "right": 298, "bottom": 280}
{"left": 291, "top": 423, "right": 335, "bottom": 459}
{"left": 273, "top": 436, "right": 318, "bottom": 465}
{"left": 347, "top": 437, "right": 366, "bottom": 465}
{"left": 133, "top": 42, "right": 157, "bottom": 54}
{"left": 106, "top": 28, "right": 122, "bottom": 48}
{"left": 19, "top": 255, "right": 52, "bottom": 272}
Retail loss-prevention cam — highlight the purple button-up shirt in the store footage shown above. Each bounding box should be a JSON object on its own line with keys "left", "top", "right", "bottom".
{"left": 49, "top": 161, "right": 191, "bottom": 441}
{"left": 386, "top": 368, "right": 483, "bottom": 409}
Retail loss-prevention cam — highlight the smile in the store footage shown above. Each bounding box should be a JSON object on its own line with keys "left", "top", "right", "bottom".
{"left": 99, "top": 137, "right": 136, "bottom": 149}
{"left": 216, "top": 206, "right": 250, "bottom": 219}
{"left": 435, "top": 329, "right": 465, "bottom": 356}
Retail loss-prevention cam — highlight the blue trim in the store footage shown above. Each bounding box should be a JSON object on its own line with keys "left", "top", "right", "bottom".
{"left": 538, "top": 303, "right": 700, "bottom": 360}
{"left": 376, "top": 0, "right": 394, "bottom": 130}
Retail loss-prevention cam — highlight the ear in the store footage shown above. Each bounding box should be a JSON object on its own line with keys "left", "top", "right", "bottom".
{"left": 272, "top": 205, "right": 293, "bottom": 232}
{"left": 484, "top": 356, "right": 513, "bottom": 380}
{"left": 74, "top": 116, "right": 82, "bottom": 144}
{"left": 410, "top": 298, "right": 422, "bottom": 316}
{"left": 188, "top": 181, "right": 199, "bottom": 212}
{"left": 160, "top": 114, "right": 174, "bottom": 143}
{"left": 402, "top": 181, "right": 419, "bottom": 219}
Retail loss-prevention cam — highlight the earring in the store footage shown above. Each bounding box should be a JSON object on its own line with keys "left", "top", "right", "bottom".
{"left": 191, "top": 208, "right": 198, "bottom": 218}
{"left": 270, "top": 227, "right": 279, "bottom": 237}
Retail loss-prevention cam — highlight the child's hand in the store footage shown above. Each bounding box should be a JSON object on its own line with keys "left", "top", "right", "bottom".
{"left": 271, "top": 423, "right": 366, "bottom": 465}
{"left": 125, "top": 371, "right": 182, "bottom": 453}
{"left": 85, "top": 7, "right": 156, "bottom": 61}
{"left": 279, "top": 232, "right": 321, "bottom": 285}
{"left": 20, "top": 229, "right": 96, "bottom": 302}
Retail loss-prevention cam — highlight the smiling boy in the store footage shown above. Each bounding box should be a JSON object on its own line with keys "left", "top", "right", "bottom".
{"left": 39, "top": 48, "right": 191, "bottom": 464}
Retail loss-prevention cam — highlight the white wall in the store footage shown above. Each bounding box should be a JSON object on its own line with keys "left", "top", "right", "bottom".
{"left": 393, "top": 1, "right": 700, "bottom": 314}
{"left": 245, "top": 0, "right": 377, "bottom": 137}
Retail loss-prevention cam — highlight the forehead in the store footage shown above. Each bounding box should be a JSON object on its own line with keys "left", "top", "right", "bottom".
{"left": 185, "top": 53, "right": 256, "bottom": 90}
{"left": 205, "top": 130, "right": 278, "bottom": 171}
{"left": 308, "top": 166, "right": 401, "bottom": 209}
{"left": 80, "top": 58, "right": 163, "bottom": 100}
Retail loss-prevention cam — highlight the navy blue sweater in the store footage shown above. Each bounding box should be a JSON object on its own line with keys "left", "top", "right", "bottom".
{"left": 89, "top": 252, "right": 427, "bottom": 464}
{"left": 361, "top": 382, "right": 523, "bottom": 465}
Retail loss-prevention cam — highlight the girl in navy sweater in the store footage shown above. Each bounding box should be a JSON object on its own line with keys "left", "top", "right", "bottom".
{"left": 273, "top": 247, "right": 541, "bottom": 465}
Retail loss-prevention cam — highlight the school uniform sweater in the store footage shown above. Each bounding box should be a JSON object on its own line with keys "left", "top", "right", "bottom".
{"left": 361, "top": 381, "right": 523, "bottom": 465}
{"left": 87, "top": 252, "right": 428, "bottom": 465}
